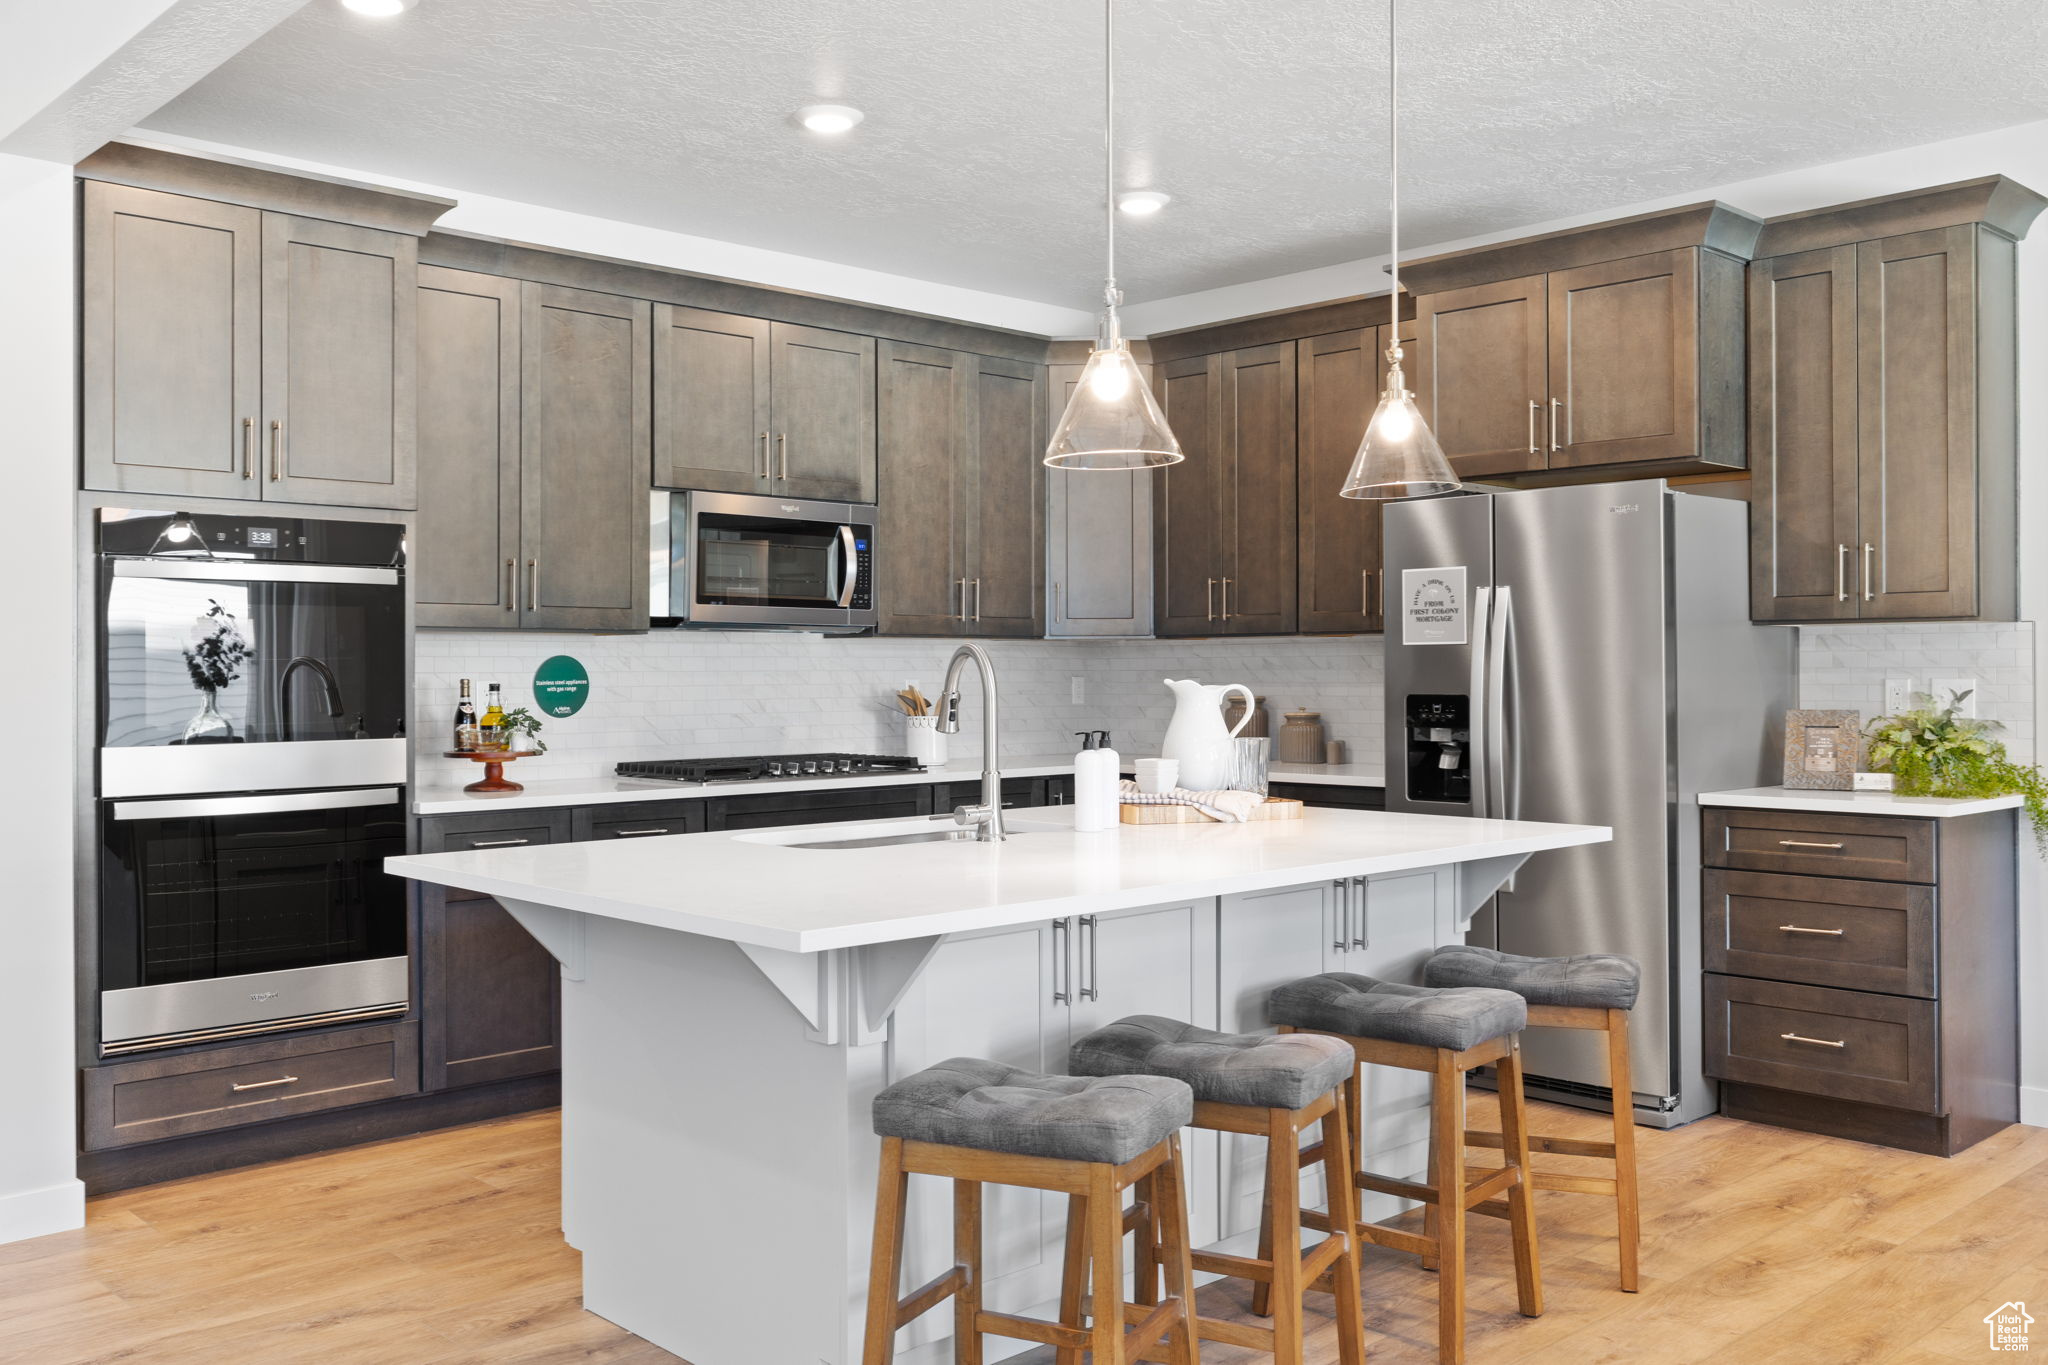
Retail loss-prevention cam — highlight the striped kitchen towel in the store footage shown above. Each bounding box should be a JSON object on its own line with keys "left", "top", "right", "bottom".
{"left": 1118, "top": 779, "right": 1264, "bottom": 823}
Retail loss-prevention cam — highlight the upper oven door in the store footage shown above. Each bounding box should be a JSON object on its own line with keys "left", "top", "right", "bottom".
{"left": 99, "top": 558, "right": 408, "bottom": 796}
{"left": 680, "top": 491, "right": 874, "bottom": 628}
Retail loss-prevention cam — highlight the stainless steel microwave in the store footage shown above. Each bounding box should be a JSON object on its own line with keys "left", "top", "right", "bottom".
{"left": 650, "top": 490, "right": 877, "bottom": 632}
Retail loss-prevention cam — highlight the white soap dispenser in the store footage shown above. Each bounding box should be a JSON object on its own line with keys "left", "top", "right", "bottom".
{"left": 1073, "top": 730, "right": 1118, "bottom": 833}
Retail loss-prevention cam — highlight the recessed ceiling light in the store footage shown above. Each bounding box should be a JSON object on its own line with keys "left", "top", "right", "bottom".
{"left": 340, "top": 0, "right": 417, "bottom": 14}
{"left": 796, "top": 104, "right": 865, "bottom": 135}
{"left": 1117, "top": 190, "right": 1172, "bottom": 217}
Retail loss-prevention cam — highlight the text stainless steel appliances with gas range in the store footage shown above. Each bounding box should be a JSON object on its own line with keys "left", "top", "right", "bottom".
{"left": 650, "top": 489, "right": 875, "bottom": 631}
{"left": 94, "top": 509, "right": 410, "bottom": 1054}
{"left": 1383, "top": 482, "right": 1794, "bottom": 1127}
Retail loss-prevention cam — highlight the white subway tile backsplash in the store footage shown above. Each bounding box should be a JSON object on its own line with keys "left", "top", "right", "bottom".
{"left": 1799, "top": 621, "right": 2035, "bottom": 763}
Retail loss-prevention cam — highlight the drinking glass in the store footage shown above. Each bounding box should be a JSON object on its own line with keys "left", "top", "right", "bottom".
{"left": 1228, "top": 736, "right": 1271, "bottom": 795}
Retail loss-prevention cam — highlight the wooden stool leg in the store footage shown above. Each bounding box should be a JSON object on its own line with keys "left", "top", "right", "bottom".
{"left": 1324, "top": 1089, "right": 1369, "bottom": 1365}
{"left": 1250, "top": 1153, "right": 1277, "bottom": 1317}
{"left": 1057, "top": 1194, "right": 1088, "bottom": 1365}
{"left": 1494, "top": 1037, "right": 1545, "bottom": 1319}
{"left": 1151, "top": 1134, "right": 1202, "bottom": 1365}
{"left": 862, "top": 1138, "right": 909, "bottom": 1365}
{"left": 1087, "top": 1164, "right": 1128, "bottom": 1365}
{"left": 1432, "top": 1052, "right": 1469, "bottom": 1365}
{"left": 1607, "top": 1009, "right": 1642, "bottom": 1292}
{"left": 1132, "top": 1171, "right": 1161, "bottom": 1306}
{"left": 1420, "top": 1107, "right": 1441, "bottom": 1272}
{"left": 954, "top": 1179, "right": 984, "bottom": 1365}
{"left": 1266, "top": 1106, "right": 1307, "bottom": 1365}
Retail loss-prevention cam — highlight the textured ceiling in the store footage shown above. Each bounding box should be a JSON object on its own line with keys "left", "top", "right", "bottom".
{"left": 142, "top": 0, "right": 2048, "bottom": 308}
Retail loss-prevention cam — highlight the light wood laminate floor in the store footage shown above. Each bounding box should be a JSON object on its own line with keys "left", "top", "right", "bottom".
{"left": 4, "top": 1099, "right": 2045, "bottom": 1363}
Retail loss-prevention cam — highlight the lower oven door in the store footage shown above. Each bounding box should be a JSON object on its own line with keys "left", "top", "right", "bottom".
{"left": 98, "top": 786, "right": 410, "bottom": 1054}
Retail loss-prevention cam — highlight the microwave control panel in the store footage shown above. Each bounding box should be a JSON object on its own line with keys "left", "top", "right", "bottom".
{"left": 850, "top": 537, "right": 873, "bottom": 610}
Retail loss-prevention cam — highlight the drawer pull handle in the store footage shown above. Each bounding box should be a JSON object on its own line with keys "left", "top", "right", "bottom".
{"left": 230, "top": 1075, "right": 300, "bottom": 1092}
{"left": 613, "top": 828, "right": 670, "bottom": 837}
{"left": 1777, "top": 840, "right": 1845, "bottom": 850}
{"left": 469, "top": 838, "right": 530, "bottom": 848}
{"left": 1779, "top": 924, "right": 1845, "bottom": 936}
{"left": 1779, "top": 1032, "right": 1845, "bottom": 1049}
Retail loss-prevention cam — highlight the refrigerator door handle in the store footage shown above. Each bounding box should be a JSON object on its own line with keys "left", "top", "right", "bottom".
{"left": 1490, "top": 584, "right": 1521, "bottom": 890}
{"left": 1467, "top": 585, "right": 1493, "bottom": 821}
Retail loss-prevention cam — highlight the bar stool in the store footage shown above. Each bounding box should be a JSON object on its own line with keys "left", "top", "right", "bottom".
{"left": 1422, "top": 945, "right": 1643, "bottom": 1292}
{"left": 1269, "top": 974, "right": 1543, "bottom": 1365}
{"left": 1067, "top": 1015, "right": 1368, "bottom": 1365}
{"left": 862, "top": 1057, "right": 1201, "bottom": 1365}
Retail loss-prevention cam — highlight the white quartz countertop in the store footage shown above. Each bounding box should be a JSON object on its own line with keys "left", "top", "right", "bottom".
{"left": 1699, "top": 786, "right": 2025, "bottom": 818}
{"left": 409, "top": 753, "right": 1386, "bottom": 815}
{"left": 386, "top": 805, "right": 1605, "bottom": 953}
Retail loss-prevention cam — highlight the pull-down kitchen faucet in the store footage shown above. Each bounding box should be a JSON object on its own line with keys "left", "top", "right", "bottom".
{"left": 935, "top": 643, "right": 1003, "bottom": 842}
{"left": 278, "top": 655, "right": 345, "bottom": 741}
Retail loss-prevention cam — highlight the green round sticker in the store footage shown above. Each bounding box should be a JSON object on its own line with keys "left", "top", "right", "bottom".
{"left": 532, "top": 655, "right": 590, "bottom": 718}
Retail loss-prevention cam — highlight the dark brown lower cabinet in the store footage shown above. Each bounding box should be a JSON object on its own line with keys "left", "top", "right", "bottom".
{"left": 1702, "top": 804, "right": 2017, "bottom": 1156}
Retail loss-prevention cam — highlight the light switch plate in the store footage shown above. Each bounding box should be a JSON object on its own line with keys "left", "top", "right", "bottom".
{"left": 1883, "top": 677, "right": 1915, "bottom": 714}
{"left": 1070, "top": 675, "right": 1085, "bottom": 704}
{"left": 1931, "top": 677, "right": 1978, "bottom": 715}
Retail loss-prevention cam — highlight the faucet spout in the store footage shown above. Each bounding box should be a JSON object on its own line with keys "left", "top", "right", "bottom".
{"left": 937, "top": 643, "right": 1003, "bottom": 842}
{"left": 278, "top": 655, "right": 345, "bottom": 742}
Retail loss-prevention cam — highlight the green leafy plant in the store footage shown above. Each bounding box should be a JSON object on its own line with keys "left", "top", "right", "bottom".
{"left": 1865, "top": 690, "right": 2047, "bottom": 851}
{"left": 500, "top": 706, "right": 547, "bottom": 754}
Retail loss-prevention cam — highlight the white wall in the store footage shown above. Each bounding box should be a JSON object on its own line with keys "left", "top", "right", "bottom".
{"left": 0, "top": 154, "right": 85, "bottom": 1242}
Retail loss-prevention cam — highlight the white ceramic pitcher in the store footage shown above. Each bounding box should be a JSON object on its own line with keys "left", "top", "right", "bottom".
{"left": 1159, "top": 679, "right": 1256, "bottom": 791}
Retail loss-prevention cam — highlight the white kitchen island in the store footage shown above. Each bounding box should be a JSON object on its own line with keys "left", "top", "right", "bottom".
{"left": 388, "top": 804, "right": 1609, "bottom": 1365}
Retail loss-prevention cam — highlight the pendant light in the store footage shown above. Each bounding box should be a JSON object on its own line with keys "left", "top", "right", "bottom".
{"left": 1044, "top": 0, "right": 1182, "bottom": 470}
{"left": 1340, "top": 0, "right": 1458, "bottom": 500}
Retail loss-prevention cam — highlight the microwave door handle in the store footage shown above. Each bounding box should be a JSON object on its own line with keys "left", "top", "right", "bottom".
{"left": 836, "top": 525, "right": 858, "bottom": 608}
{"left": 1466, "top": 585, "right": 1492, "bottom": 820}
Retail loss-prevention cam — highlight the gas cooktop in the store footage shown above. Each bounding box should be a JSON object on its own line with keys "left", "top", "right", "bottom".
{"left": 614, "top": 752, "right": 927, "bottom": 785}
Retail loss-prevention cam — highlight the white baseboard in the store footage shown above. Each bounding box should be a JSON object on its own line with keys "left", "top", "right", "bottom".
{"left": 2022, "top": 1084, "right": 2048, "bottom": 1130}
{"left": 0, "top": 1178, "right": 85, "bottom": 1246}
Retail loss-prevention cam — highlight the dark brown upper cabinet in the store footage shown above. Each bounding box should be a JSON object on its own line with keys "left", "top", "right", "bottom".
{"left": 1296, "top": 319, "right": 1412, "bottom": 633}
{"left": 83, "top": 182, "right": 420, "bottom": 510}
{"left": 876, "top": 342, "right": 1043, "bottom": 636}
{"left": 652, "top": 309, "right": 877, "bottom": 502}
{"left": 1404, "top": 201, "right": 1761, "bottom": 485}
{"left": 1748, "top": 178, "right": 2043, "bottom": 623}
{"left": 1153, "top": 342, "right": 1298, "bottom": 636}
{"left": 1044, "top": 362, "right": 1155, "bottom": 638}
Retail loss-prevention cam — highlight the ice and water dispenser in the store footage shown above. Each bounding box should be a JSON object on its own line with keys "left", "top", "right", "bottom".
{"left": 1404, "top": 694, "right": 1470, "bottom": 805}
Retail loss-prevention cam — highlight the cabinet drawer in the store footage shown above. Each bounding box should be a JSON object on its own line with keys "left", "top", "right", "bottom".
{"left": 418, "top": 809, "right": 570, "bottom": 901}
{"left": 1703, "top": 809, "right": 1936, "bottom": 883}
{"left": 574, "top": 800, "right": 705, "bottom": 842}
{"left": 85, "top": 1021, "right": 420, "bottom": 1149}
{"left": 1703, "top": 869, "right": 1936, "bottom": 997}
{"left": 1703, "top": 975, "right": 1937, "bottom": 1113}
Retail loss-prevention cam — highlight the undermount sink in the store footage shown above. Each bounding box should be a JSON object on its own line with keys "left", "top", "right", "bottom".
{"left": 735, "top": 815, "right": 1061, "bottom": 851}
{"left": 784, "top": 827, "right": 987, "bottom": 850}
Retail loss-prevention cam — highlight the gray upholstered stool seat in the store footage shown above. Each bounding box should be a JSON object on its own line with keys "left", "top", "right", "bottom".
{"left": 1069, "top": 1014, "right": 1356, "bottom": 1110}
{"left": 1268, "top": 973, "right": 1527, "bottom": 1052}
{"left": 872, "top": 1056, "right": 1193, "bottom": 1166}
{"left": 1422, "top": 944, "right": 1641, "bottom": 1011}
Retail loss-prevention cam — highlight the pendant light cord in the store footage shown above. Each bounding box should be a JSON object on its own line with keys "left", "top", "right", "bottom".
{"left": 1103, "top": 0, "right": 1119, "bottom": 331}
{"left": 1387, "top": 0, "right": 1399, "bottom": 328}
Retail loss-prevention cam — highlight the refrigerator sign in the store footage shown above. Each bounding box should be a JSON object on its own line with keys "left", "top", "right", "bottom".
{"left": 1401, "top": 567, "right": 1468, "bottom": 645}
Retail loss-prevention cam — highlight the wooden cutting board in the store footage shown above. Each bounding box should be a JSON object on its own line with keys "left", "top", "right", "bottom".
{"left": 1119, "top": 797, "right": 1305, "bottom": 825}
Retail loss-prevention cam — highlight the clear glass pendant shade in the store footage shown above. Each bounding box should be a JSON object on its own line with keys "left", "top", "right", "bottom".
{"left": 1339, "top": 359, "right": 1459, "bottom": 499}
{"left": 1044, "top": 339, "right": 1183, "bottom": 469}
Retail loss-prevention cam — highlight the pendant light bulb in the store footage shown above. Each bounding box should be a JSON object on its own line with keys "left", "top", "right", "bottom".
{"left": 1339, "top": 0, "right": 1459, "bottom": 501}
{"left": 1045, "top": 0, "right": 1183, "bottom": 471}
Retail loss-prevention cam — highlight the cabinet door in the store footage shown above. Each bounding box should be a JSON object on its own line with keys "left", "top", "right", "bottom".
{"left": 415, "top": 267, "right": 522, "bottom": 627}
{"left": 965, "top": 354, "right": 1044, "bottom": 637}
{"left": 261, "top": 213, "right": 417, "bottom": 509}
{"left": 82, "top": 183, "right": 262, "bottom": 500}
{"left": 1045, "top": 364, "right": 1154, "bottom": 638}
{"left": 1748, "top": 247, "right": 1860, "bottom": 622}
{"left": 1546, "top": 248, "right": 1699, "bottom": 470}
{"left": 1221, "top": 341, "right": 1298, "bottom": 634}
{"left": 771, "top": 321, "right": 877, "bottom": 502}
{"left": 1413, "top": 274, "right": 1548, "bottom": 478}
{"left": 518, "top": 282, "right": 651, "bottom": 630}
{"left": 1153, "top": 354, "right": 1227, "bottom": 635}
{"left": 876, "top": 341, "right": 967, "bottom": 635}
{"left": 1068, "top": 900, "right": 1206, "bottom": 1043}
{"left": 1296, "top": 326, "right": 1408, "bottom": 633}
{"left": 1856, "top": 227, "right": 1979, "bottom": 619}
{"left": 653, "top": 306, "right": 771, "bottom": 493}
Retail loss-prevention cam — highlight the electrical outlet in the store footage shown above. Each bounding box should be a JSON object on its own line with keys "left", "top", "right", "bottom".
{"left": 1931, "top": 677, "right": 1977, "bottom": 716}
{"left": 1070, "top": 675, "right": 1086, "bottom": 705}
{"left": 1883, "top": 677, "right": 1915, "bottom": 714}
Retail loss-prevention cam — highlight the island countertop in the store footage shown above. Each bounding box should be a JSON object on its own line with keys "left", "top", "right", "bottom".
{"left": 386, "top": 805, "right": 1609, "bottom": 953}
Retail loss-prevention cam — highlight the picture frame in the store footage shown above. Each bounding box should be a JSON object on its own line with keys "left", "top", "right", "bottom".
{"left": 1783, "top": 710, "right": 1863, "bottom": 790}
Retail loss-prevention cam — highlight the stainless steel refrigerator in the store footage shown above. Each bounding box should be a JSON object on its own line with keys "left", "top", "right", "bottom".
{"left": 1383, "top": 481, "right": 1794, "bottom": 1127}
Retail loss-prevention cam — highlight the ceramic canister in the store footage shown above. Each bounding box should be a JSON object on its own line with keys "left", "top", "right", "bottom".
{"left": 1274, "top": 709, "right": 1326, "bottom": 764}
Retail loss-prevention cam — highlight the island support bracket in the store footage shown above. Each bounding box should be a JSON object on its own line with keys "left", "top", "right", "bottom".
{"left": 1452, "top": 854, "right": 1532, "bottom": 930}
{"left": 736, "top": 937, "right": 945, "bottom": 1047}
{"left": 500, "top": 899, "right": 587, "bottom": 981}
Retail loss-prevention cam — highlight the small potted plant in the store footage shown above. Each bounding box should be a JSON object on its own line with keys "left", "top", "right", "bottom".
{"left": 501, "top": 706, "right": 547, "bottom": 754}
{"left": 1864, "top": 690, "right": 2047, "bottom": 850}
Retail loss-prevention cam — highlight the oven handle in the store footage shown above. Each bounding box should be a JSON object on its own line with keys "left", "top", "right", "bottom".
{"left": 111, "top": 787, "right": 403, "bottom": 821}
{"left": 836, "top": 524, "right": 858, "bottom": 608}
{"left": 111, "top": 560, "right": 400, "bottom": 587}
